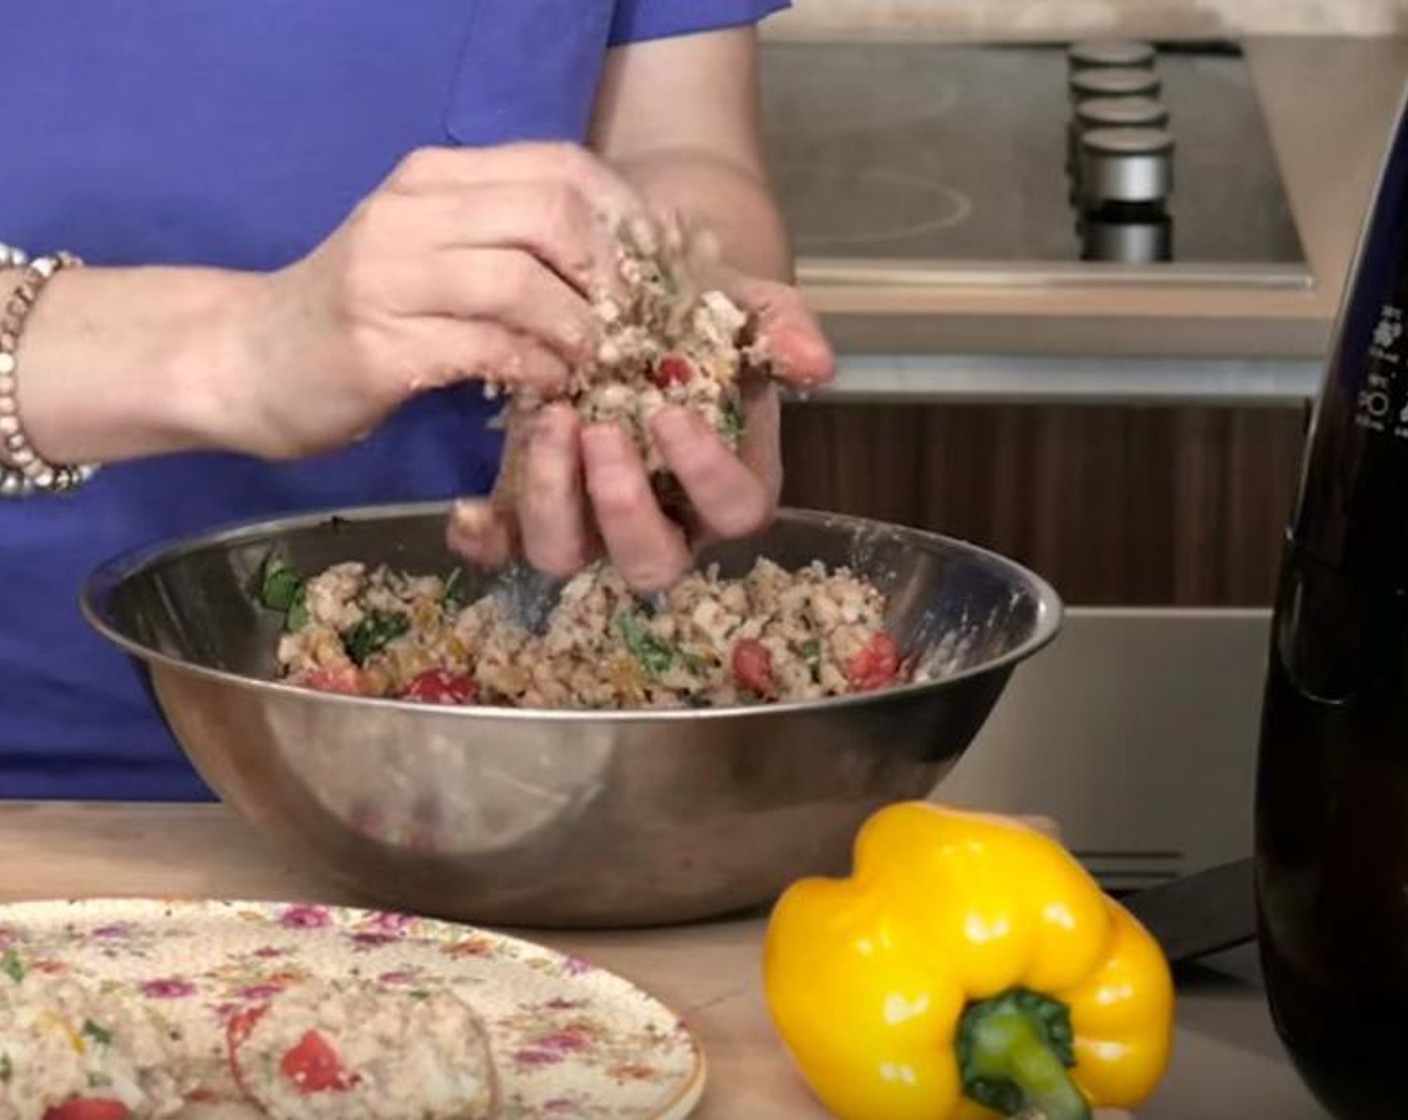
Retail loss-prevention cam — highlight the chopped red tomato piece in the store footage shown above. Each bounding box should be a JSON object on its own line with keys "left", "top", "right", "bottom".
{"left": 44, "top": 1101, "right": 131, "bottom": 1120}
{"left": 294, "top": 665, "right": 366, "bottom": 696}
{"left": 731, "top": 639, "right": 777, "bottom": 700}
{"left": 846, "top": 633, "right": 902, "bottom": 693}
{"left": 402, "top": 668, "right": 477, "bottom": 705}
{"left": 651, "top": 354, "right": 693, "bottom": 389}
{"left": 281, "top": 1029, "right": 355, "bottom": 1094}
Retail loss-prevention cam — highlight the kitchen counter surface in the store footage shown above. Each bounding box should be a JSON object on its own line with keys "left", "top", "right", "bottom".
{"left": 0, "top": 800, "right": 1330, "bottom": 1118}
{"left": 781, "top": 35, "right": 1408, "bottom": 380}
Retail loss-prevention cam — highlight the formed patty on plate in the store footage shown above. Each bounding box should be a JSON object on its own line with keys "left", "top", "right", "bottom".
{"left": 0, "top": 960, "right": 496, "bottom": 1120}
{"left": 229, "top": 979, "right": 496, "bottom": 1120}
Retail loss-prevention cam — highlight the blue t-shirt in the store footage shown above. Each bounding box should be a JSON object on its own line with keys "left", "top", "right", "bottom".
{"left": 0, "top": 0, "right": 785, "bottom": 802}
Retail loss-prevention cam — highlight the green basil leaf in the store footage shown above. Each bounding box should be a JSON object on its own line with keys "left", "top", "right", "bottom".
{"left": 257, "top": 557, "right": 305, "bottom": 614}
{"left": 440, "top": 568, "right": 468, "bottom": 613}
{"left": 617, "top": 612, "right": 676, "bottom": 677}
{"left": 82, "top": 1019, "right": 114, "bottom": 1047}
{"left": 1, "top": 950, "right": 25, "bottom": 983}
{"left": 720, "top": 398, "right": 746, "bottom": 445}
{"left": 343, "top": 612, "right": 410, "bottom": 666}
{"left": 285, "top": 583, "right": 310, "bottom": 633}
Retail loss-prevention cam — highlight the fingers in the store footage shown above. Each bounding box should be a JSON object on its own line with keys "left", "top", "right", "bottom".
{"left": 402, "top": 318, "right": 567, "bottom": 396}
{"left": 582, "top": 423, "right": 691, "bottom": 592}
{"left": 404, "top": 246, "right": 597, "bottom": 365}
{"left": 386, "top": 143, "right": 642, "bottom": 229}
{"left": 446, "top": 499, "right": 516, "bottom": 569}
{"left": 448, "top": 418, "right": 697, "bottom": 593}
{"left": 650, "top": 402, "right": 776, "bottom": 540}
{"left": 737, "top": 379, "right": 784, "bottom": 506}
{"left": 451, "top": 395, "right": 781, "bottom": 591}
{"left": 726, "top": 274, "right": 836, "bottom": 388}
{"left": 446, "top": 406, "right": 598, "bottom": 579}
{"left": 394, "top": 182, "right": 622, "bottom": 299}
{"left": 518, "top": 404, "right": 597, "bottom": 576}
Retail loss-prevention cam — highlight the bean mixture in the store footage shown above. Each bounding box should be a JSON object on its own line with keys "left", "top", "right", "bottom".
{"left": 263, "top": 556, "right": 914, "bottom": 708}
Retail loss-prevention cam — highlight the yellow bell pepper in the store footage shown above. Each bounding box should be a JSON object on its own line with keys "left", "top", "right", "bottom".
{"left": 763, "top": 802, "right": 1175, "bottom": 1120}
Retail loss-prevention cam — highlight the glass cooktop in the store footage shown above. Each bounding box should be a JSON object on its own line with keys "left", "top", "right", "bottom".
{"left": 759, "top": 40, "right": 1309, "bottom": 286}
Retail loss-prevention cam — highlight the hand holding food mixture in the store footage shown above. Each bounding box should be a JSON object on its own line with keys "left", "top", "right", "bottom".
{"left": 446, "top": 205, "right": 836, "bottom": 593}
{"left": 492, "top": 215, "right": 769, "bottom": 511}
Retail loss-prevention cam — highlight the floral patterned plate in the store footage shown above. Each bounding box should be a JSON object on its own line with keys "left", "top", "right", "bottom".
{"left": 0, "top": 898, "right": 705, "bottom": 1119}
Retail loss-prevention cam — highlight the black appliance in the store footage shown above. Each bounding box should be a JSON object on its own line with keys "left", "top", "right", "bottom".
{"left": 1255, "top": 77, "right": 1408, "bottom": 1119}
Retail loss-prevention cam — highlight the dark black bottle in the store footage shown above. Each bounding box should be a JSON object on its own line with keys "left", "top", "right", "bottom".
{"left": 1255, "top": 82, "right": 1408, "bottom": 1119}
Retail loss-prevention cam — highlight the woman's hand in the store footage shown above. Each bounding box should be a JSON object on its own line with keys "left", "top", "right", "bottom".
{"left": 447, "top": 271, "right": 835, "bottom": 591}
{"left": 217, "top": 143, "right": 642, "bottom": 460}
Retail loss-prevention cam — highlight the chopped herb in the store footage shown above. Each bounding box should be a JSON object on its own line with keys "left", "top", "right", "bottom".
{"left": 285, "top": 582, "right": 310, "bottom": 633}
{"left": 1, "top": 950, "right": 24, "bottom": 983}
{"left": 343, "top": 612, "right": 410, "bottom": 666}
{"left": 0, "top": 1053, "right": 11, "bottom": 1083}
{"left": 257, "top": 556, "right": 305, "bottom": 614}
{"left": 801, "top": 640, "right": 822, "bottom": 667}
{"left": 409, "top": 989, "right": 431, "bottom": 1000}
{"left": 82, "top": 1019, "right": 114, "bottom": 1047}
{"left": 720, "top": 398, "right": 746, "bottom": 444}
{"left": 441, "top": 568, "right": 468, "bottom": 613}
{"left": 617, "top": 612, "right": 676, "bottom": 677}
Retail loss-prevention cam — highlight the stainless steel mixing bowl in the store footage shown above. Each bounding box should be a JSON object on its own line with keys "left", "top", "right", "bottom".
{"left": 83, "top": 503, "right": 1062, "bottom": 928}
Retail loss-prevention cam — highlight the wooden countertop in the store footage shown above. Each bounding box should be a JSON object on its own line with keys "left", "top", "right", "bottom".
{"left": 0, "top": 800, "right": 1332, "bottom": 1119}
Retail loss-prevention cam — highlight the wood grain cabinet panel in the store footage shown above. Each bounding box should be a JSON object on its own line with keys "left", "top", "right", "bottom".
{"left": 780, "top": 402, "right": 1310, "bottom": 606}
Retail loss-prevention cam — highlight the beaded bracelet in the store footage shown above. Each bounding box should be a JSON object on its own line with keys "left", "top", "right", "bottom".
{"left": 0, "top": 249, "right": 101, "bottom": 498}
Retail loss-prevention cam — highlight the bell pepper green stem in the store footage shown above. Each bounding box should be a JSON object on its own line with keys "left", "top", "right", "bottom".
{"left": 957, "top": 989, "right": 1091, "bottom": 1120}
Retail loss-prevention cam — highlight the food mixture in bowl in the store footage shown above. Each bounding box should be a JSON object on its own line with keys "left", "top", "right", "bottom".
{"left": 261, "top": 556, "right": 919, "bottom": 708}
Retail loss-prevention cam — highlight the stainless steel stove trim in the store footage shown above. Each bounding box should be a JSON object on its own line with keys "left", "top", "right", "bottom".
{"left": 797, "top": 257, "right": 1315, "bottom": 290}
{"left": 784, "top": 353, "right": 1322, "bottom": 407}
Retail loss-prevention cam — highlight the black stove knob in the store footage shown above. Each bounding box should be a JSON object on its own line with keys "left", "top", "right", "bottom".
{"left": 1068, "top": 39, "right": 1157, "bottom": 72}
{"left": 1070, "top": 67, "right": 1163, "bottom": 104}
{"left": 1077, "top": 125, "right": 1175, "bottom": 206}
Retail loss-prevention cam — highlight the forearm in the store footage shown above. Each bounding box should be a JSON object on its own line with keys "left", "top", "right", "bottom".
{"left": 6, "top": 265, "right": 258, "bottom": 465}
{"left": 614, "top": 148, "right": 793, "bottom": 285}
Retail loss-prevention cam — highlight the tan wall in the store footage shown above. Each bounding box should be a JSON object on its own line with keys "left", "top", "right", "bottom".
{"left": 765, "top": 0, "right": 1408, "bottom": 41}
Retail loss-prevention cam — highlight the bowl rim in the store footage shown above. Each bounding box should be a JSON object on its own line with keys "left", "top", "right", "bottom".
{"left": 80, "top": 501, "right": 1064, "bottom": 722}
